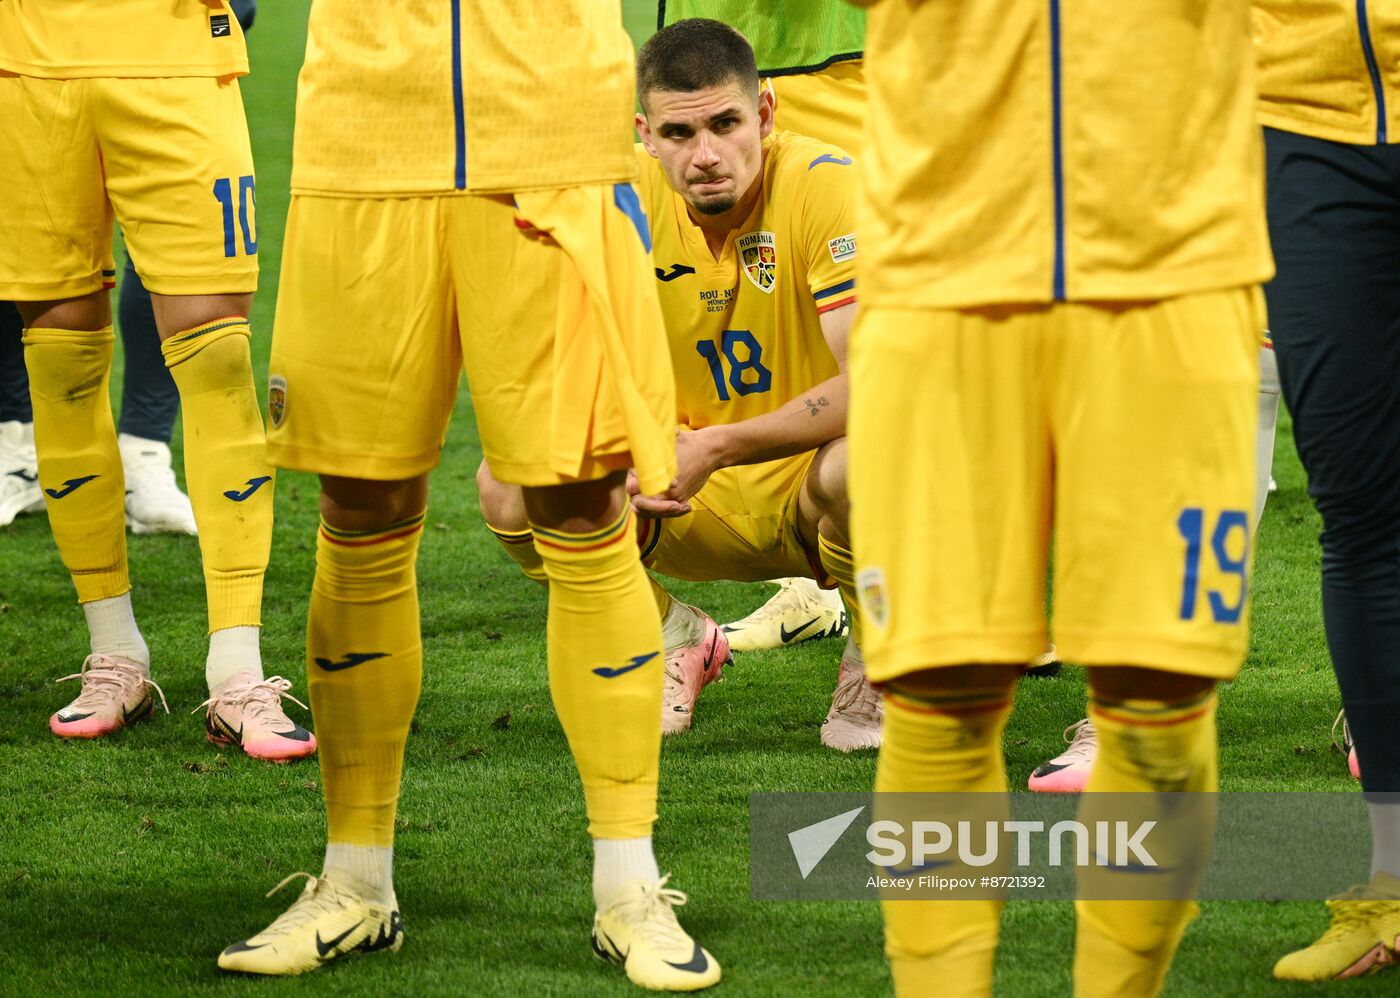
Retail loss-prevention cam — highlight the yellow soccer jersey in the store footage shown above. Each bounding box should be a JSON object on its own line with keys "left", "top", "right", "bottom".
{"left": 0, "top": 0, "right": 248, "bottom": 79}
{"left": 859, "top": 0, "right": 1273, "bottom": 308}
{"left": 293, "top": 0, "right": 637, "bottom": 196}
{"left": 636, "top": 130, "right": 856, "bottom": 431}
{"left": 1255, "top": 0, "right": 1400, "bottom": 144}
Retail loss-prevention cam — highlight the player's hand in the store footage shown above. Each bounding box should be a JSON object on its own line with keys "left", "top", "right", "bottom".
{"left": 627, "top": 469, "right": 692, "bottom": 519}
{"left": 664, "top": 426, "right": 723, "bottom": 505}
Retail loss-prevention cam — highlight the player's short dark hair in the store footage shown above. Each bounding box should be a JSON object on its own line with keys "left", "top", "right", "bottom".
{"left": 637, "top": 18, "right": 760, "bottom": 111}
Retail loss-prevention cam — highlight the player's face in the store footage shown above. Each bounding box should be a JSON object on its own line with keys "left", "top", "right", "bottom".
{"left": 638, "top": 81, "right": 774, "bottom": 217}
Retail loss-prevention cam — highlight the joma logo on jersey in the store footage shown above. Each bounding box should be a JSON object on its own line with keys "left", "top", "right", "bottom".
{"left": 737, "top": 231, "right": 778, "bottom": 294}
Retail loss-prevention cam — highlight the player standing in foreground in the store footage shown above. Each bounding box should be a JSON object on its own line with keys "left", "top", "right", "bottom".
{"left": 1255, "top": 0, "right": 1400, "bottom": 981}
{"left": 218, "top": 2, "right": 718, "bottom": 990}
{"left": 847, "top": 1, "right": 1270, "bottom": 995}
{"left": 0, "top": 0, "right": 312, "bottom": 761}
{"left": 478, "top": 18, "right": 879, "bottom": 750}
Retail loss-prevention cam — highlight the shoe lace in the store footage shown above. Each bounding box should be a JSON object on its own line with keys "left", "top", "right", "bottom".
{"left": 1054, "top": 718, "right": 1098, "bottom": 763}
{"left": 1331, "top": 710, "right": 1353, "bottom": 754}
{"left": 260, "top": 872, "right": 360, "bottom": 932}
{"left": 831, "top": 659, "right": 881, "bottom": 719}
{"left": 612, "top": 876, "right": 693, "bottom": 952}
{"left": 55, "top": 654, "right": 169, "bottom": 714}
{"left": 192, "top": 675, "right": 308, "bottom": 723}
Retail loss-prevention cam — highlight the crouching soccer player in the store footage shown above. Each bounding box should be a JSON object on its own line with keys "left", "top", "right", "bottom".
{"left": 478, "top": 18, "right": 881, "bottom": 751}
{"left": 218, "top": 2, "right": 718, "bottom": 990}
{"left": 848, "top": 1, "right": 1269, "bottom": 994}
{"left": 0, "top": 0, "right": 312, "bottom": 761}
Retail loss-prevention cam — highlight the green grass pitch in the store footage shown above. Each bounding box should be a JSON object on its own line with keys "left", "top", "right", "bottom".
{"left": 0, "top": 5, "right": 1390, "bottom": 995}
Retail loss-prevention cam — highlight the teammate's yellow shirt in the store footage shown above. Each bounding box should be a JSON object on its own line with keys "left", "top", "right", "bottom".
{"left": 0, "top": 0, "right": 248, "bottom": 79}
{"left": 293, "top": 0, "right": 637, "bottom": 196}
{"left": 635, "top": 130, "right": 856, "bottom": 431}
{"left": 1254, "top": 0, "right": 1400, "bottom": 144}
{"left": 859, "top": 0, "right": 1273, "bottom": 308}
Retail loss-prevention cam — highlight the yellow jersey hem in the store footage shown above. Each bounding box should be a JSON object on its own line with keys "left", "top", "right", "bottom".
{"left": 865, "top": 632, "right": 1049, "bottom": 683}
{"left": 0, "top": 275, "right": 107, "bottom": 301}
{"left": 861, "top": 272, "right": 1273, "bottom": 311}
{"left": 487, "top": 451, "right": 636, "bottom": 489}
{"left": 0, "top": 59, "right": 247, "bottom": 80}
{"left": 1257, "top": 108, "right": 1387, "bottom": 147}
{"left": 265, "top": 440, "right": 441, "bottom": 482}
{"left": 290, "top": 174, "right": 639, "bottom": 200}
{"left": 138, "top": 272, "right": 258, "bottom": 297}
{"left": 1054, "top": 631, "right": 1245, "bottom": 680}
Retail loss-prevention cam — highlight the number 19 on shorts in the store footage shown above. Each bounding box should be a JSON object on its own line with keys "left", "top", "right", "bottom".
{"left": 1177, "top": 507, "right": 1250, "bottom": 623}
{"left": 213, "top": 175, "right": 257, "bottom": 257}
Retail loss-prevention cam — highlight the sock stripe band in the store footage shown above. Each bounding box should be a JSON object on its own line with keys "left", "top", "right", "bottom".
{"left": 636, "top": 517, "right": 662, "bottom": 561}
{"left": 531, "top": 509, "right": 632, "bottom": 552}
{"left": 488, "top": 526, "right": 535, "bottom": 545}
{"left": 320, "top": 513, "right": 426, "bottom": 547}
{"left": 885, "top": 688, "right": 1012, "bottom": 717}
{"left": 1090, "top": 691, "right": 1217, "bottom": 728}
{"left": 1090, "top": 701, "right": 1214, "bottom": 729}
{"left": 174, "top": 317, "right": 250, "bottom": 344}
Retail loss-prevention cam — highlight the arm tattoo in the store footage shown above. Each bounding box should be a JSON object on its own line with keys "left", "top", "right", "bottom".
{"left": 803, "top": 396, "right": 830, "bottom": 417}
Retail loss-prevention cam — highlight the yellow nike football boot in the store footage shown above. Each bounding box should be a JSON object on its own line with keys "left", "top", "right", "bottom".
{"left": 591, "top": 877, "right": 721, "bottom": 992}
{"left": 218, "top": 871, "right": 403, "bottom": 975}
{"left": 1274, "top": 873, "right": 1400, "bottom": 981}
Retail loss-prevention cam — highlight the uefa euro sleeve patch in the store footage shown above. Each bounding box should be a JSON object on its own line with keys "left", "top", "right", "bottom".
{"left": 828, "top": 234, "right": 856, "bottom": 263}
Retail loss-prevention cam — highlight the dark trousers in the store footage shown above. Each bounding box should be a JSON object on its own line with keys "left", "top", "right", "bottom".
{"left": 0, "top": 256, "right": 179, "bottom": 442}
{"left": 1265, "top": 126, "right": 1400, "bottom": 795}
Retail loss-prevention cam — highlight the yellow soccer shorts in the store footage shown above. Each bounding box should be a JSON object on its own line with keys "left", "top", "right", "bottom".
{"left": 638, "top": 449, "right": 828, "bottom": 585}
{"left": 848, "top": 288, "right": 1263, "bottom": 684}
{"left": 0, "top": 74, "right": 258, "bottom": 300}
{"left": 266, "top": 189, "right": 675, "bottom": 487}
{"left": 769, "top": 60, "right": 865, "bottom": 155}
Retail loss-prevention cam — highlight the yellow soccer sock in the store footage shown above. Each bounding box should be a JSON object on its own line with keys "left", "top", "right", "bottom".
{"left": 877, "top": 686, "right": 1015, "bottom": 997}
{"left": 162, "top": 318, "right": 273, "bottom": 631}
{"left": 486, "top": 522, "right": 549, "bottom": 585}
{"left": 308, "top": 514, "right": 425, "bottom": 848}
{"left": 1075, "top": 689, "right": 1219, "bottom": 998}
{"left": 648, "top": 574, "right": 674, "bottom": 623}
{"left": 22, "top": 326, "right": 129, "bottom": 603}
{"left": 532, "top": 508, "right": 663, "bottom": 839}
{"left": 817, "top": 533, "right": 863, "bottom": 649}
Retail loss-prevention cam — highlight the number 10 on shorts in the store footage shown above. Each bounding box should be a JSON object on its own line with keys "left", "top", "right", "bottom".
{"left": 213, "top": 175, "right": 257, "bottom": 257}
{"left": 1176, "top": 507, "right": 1249, "bottom": 623}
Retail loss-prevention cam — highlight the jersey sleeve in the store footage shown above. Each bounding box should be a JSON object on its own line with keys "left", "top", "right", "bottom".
{"left": 797, "top": 146, "right": 859, "bottom": 314}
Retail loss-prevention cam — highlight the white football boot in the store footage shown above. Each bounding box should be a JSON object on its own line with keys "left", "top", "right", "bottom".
{"left": 0, "top": 420, "right": 45, "bottom": 526}
{"left": 119, "top": 433, "right": 197, "bottom": 535}
{"left": 720, "top": 577, "right": 848, "bottom": 652}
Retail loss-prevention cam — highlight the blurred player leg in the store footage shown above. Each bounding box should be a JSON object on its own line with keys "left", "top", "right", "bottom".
{"left": 1073, "top": 670, "right": 1219, "bottom": 998}
{"left": 118, "top": 258, "right": 195, "bottom": 536}
{"left": 1256, "top": 341, "right": 1280, "bottom": 527}
{"left": 1052, "top": 292, "right": 1259, "bottom": 997}
{"left": 1265, "top": 126, "right": 1400, "bottom": 981}
{"left": 0, "top": 302, "right": 44, "bottom": 525}
{"left": 800, "top": 438, "right": 882, "bottom": 752}
{"left": 851, "top": 305, "right": 1053, "bottom": 994}
{"left": 876, "top": 668, "right": 1018, "bottom": 995}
